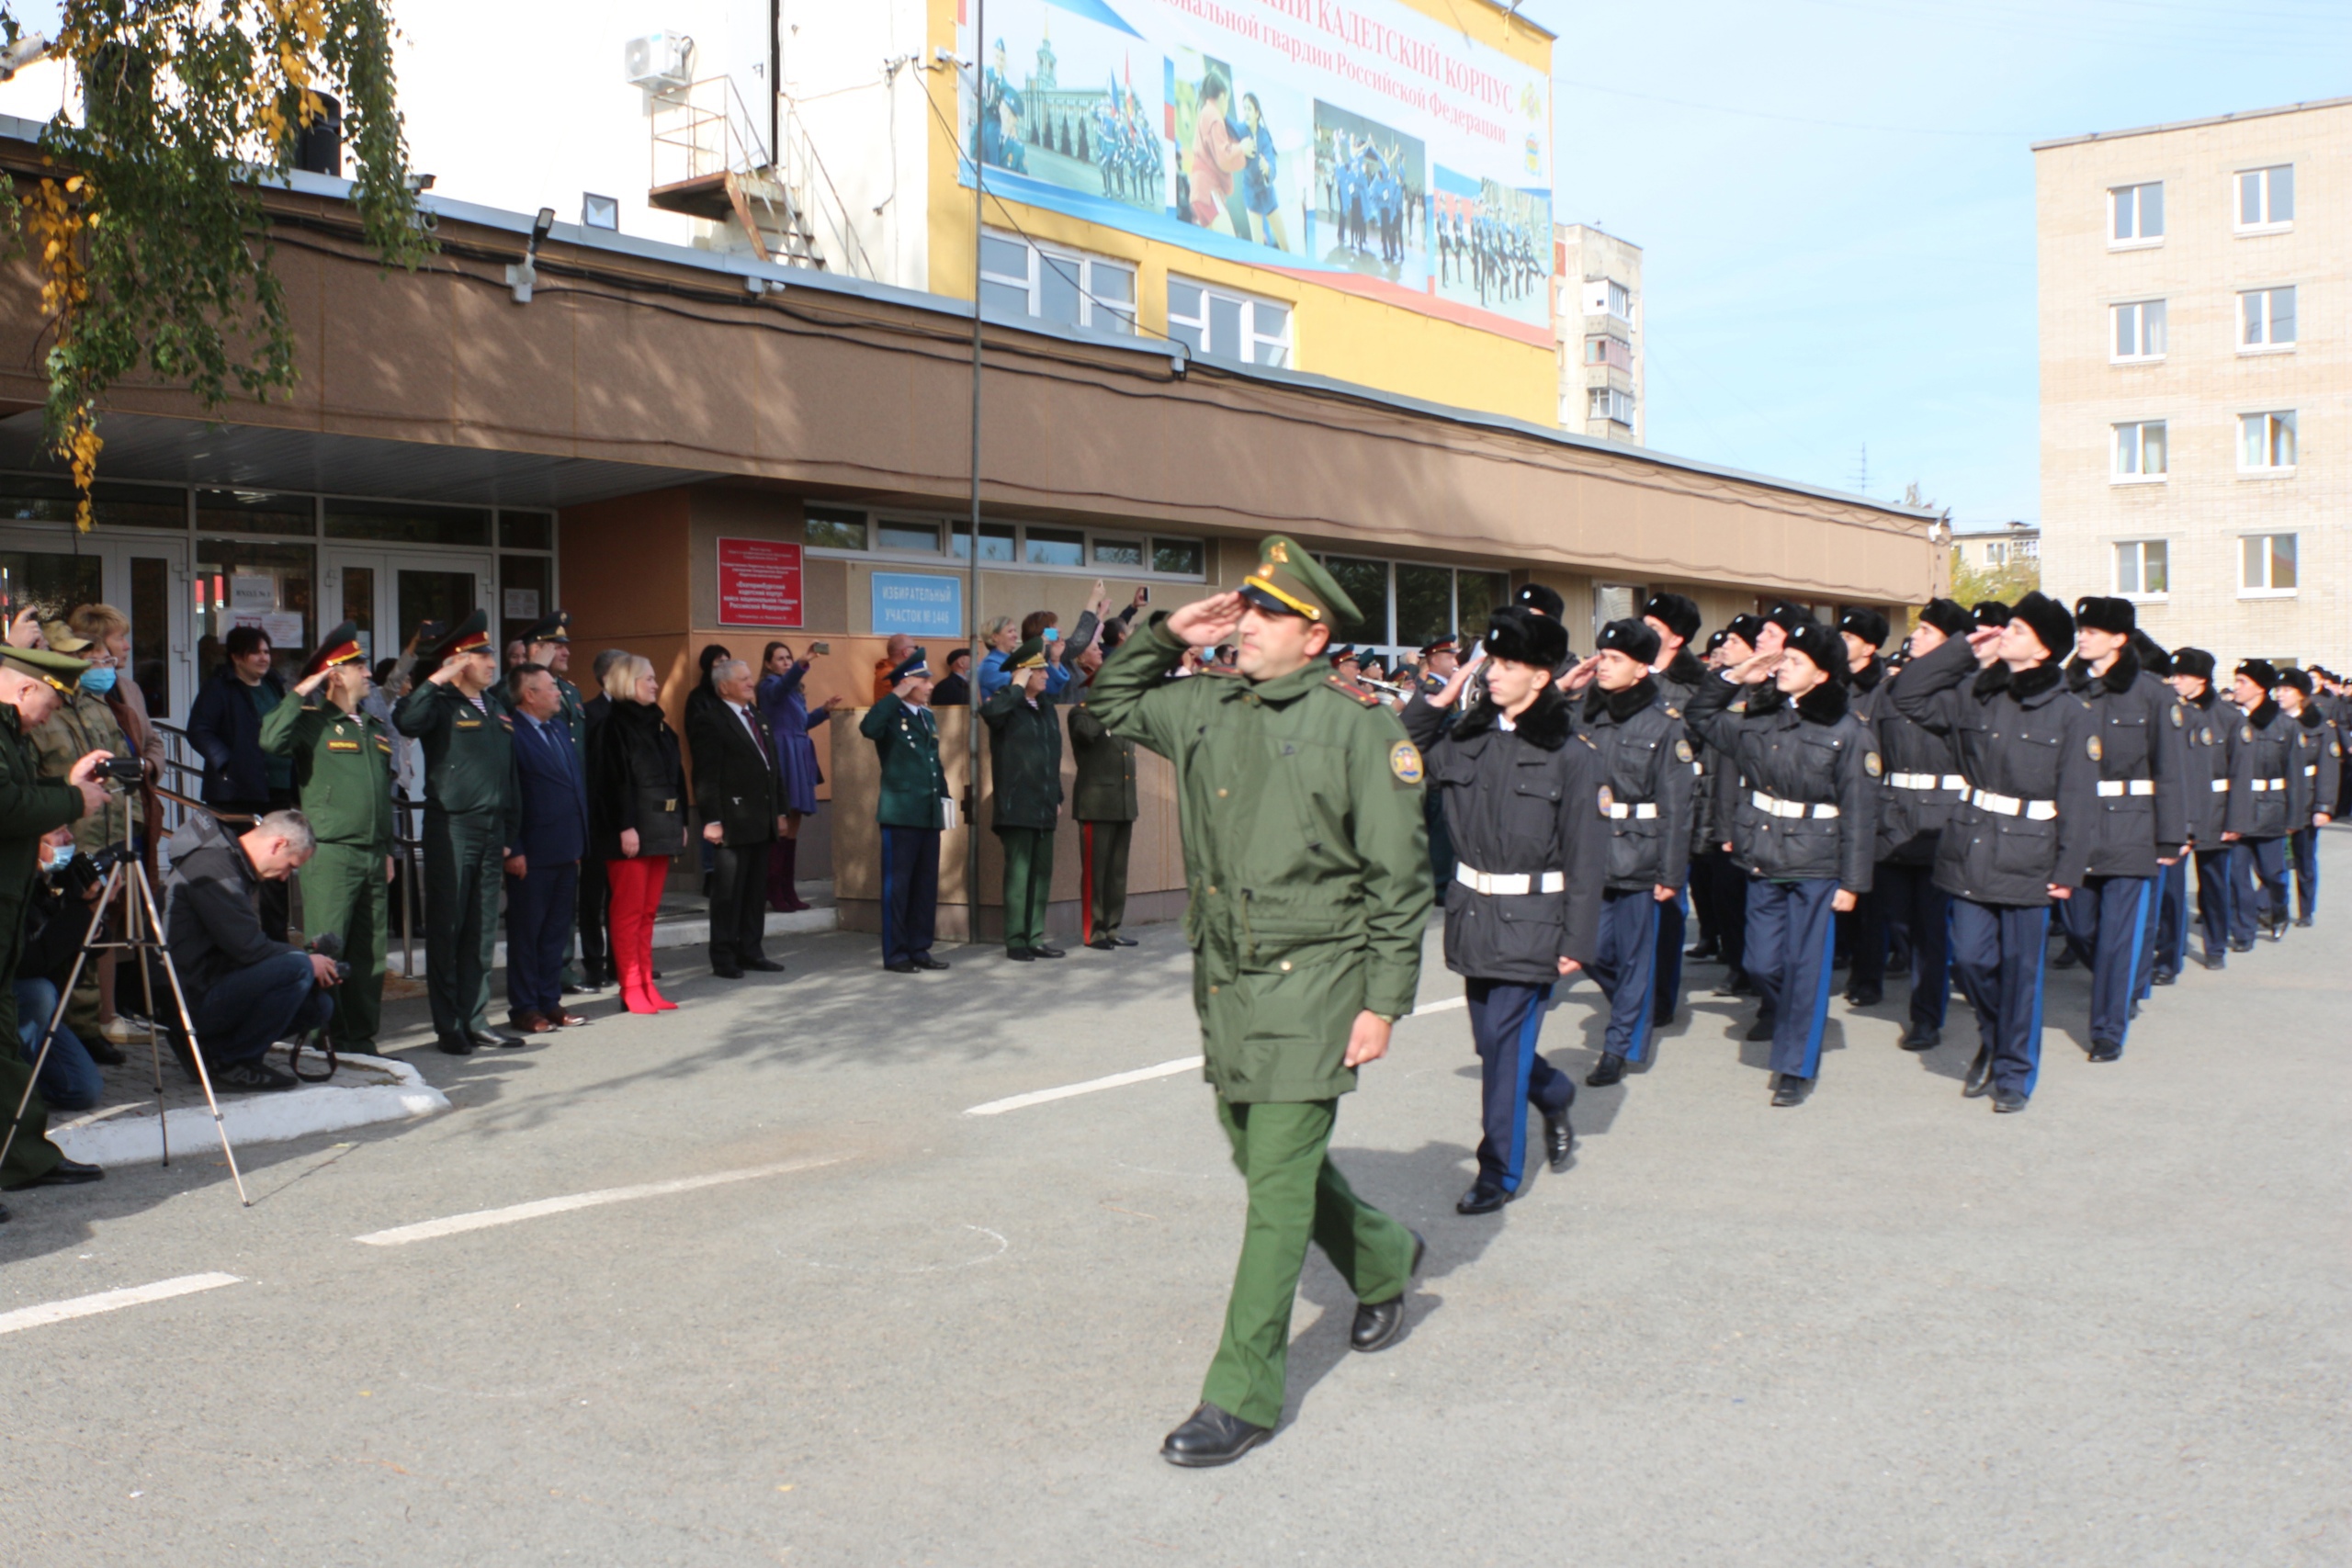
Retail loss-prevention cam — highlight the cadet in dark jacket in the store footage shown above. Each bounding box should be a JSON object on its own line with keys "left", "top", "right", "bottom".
{"left": 1068, "top": 641, "right": 1140, "bottom": 950}
{"left": 2275, "top": 668, "right": 2338, "bottom": 928}
{"left": 2225, "top": 660, "right": 2296, "bottom": 947}
{"left": 859, "top": 651, "right": 953, "bottom": 975}
{"left": 1831, "top": 607, "right": 1894, "bottom": 1009}
{"left": 1639, "top": 592, "right": 1707, "bottom": 1030}
{"left": 1696, "top": 615, "right": 1766, "bottom": 996}
{"left": 392, "top": 611, "right": 520, "bottom": 1055}
{"left": 1405, "top": 608, "right": 1606, "bottom": 1214}
{"left": 981, "top": 638, "right": 1065, "bottom": 961}
{"left": 2162, "top": 649, "right": 2241, "bottom": 973}
{"left": 687, "top": 657, "right": 786, "bottom": 979}
{"left": 1557, "top": 617, "right": 1695, "bottom": 1089}
{"left": 1891, "top": 593, "right": 2100, "bottom": 1111}
{"left": 260, "top": 622, "right": 396, "bottom": 1054}
{"left": 588, "top": 654, "right": 688, "bottom": 1013}
{"left": 1685, "top": 622, "right": 1877, "bottom": 1107}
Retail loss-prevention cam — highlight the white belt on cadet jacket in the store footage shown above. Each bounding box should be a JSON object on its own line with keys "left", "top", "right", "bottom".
{"left": 2306, "top": 765, "right": 2320, "bottom": 777}
{"left": 1969, "top": 788, "right": 2058, "bottom": 820}
{"left": 1752, "top": 790, "right": 1838, "bottom": 819}
{"left": 2250, "top": 778, "right": 2287, "bottom": 792}
{"left": 1604, "top": 802, "right": 1660, "bottom": 819}
{"left": 2211, "top": 779, "right": 2232, "bottom": 793}
{"left": 2095, "top": 779, "right": 2156, "bottom": 797}
{"left": 1454, "top": 863, "right": 1566, "bottom": 897}
{"left": 1889, "top": 772, "right": 1966, "bottom": 791}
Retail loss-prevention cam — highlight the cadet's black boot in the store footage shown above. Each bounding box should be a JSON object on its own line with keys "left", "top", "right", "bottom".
{"left": 1454, "top": 1182, "right": 1507, "bottom": 1215}
{"left": 1843, "top": 985, "right": 1883, "bottom": 1008}
{"left": 1543, "top": 1108, "right": 1574, "bottom": 1170}
{"left": 2087, "top": 1038, "right": 2122, "bottom": 1063}
{"left": 1585, "top": 1052, "right": 1626, "bottom": 1088}
{"left": 1160, "top": 1404, "right": 1271, "bottom": 1468}
{"left": 2228, "top": 937, "right": 2254, "bottom": 953}
{"left": 1961, "top": 1047, "right": 1994, "bottom": 1098}
{"left": 2152, "top": 966, "right": 2177, "bottom": 986}
{"left": 1770, "top": 1075, "right": 1811, "bottom": 1108}
{"left": 1685, "top": 939, "right": 1718, "bottom": 961}
{"left": 1992, "top": 1087, "right": 2030, "bottom": 1113}
{"left": 1899, "top": 1021, "right": 1941, "bottom": 1052}
{"left": 1744, "top": 1012, "right": 1776, "bottom": 1042}
{"left": 1350, "top": 1231, "right": 1424, "bottom": 1352}
{"left": 2293, "top": 915, "right": 2313, "bottom": 929}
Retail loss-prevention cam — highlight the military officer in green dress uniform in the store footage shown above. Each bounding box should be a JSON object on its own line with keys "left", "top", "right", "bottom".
{"left": 392, "top": 611, "right": 520, "bottom": 1055}
{"left": 859, "top": 649, "right": 954, "bottom": 974}
{"left": 261, "top": 621, "right": 396, "bottom": 1054}
{"left": 1068, "top": 641, "right": 1140, "bottom": 950}
{"left": 1089, "top": 536, "right": 1433, "bottom": 1468}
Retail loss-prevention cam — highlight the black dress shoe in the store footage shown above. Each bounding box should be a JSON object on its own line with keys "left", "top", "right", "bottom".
{"left": 7, "top": 1156, "right": 105, "bottom": 1190}
{"left": 2087, "top": 1039, "right": 2122, "bottom": 1062}
{"left": 2228, "top": 938, "right": 2254, "bottom": 953}
{"left": 911, "top": 954, "right": 951, "bottom": 971}
{"left": 1744, "top": 1015, "right": 1776, "bottom": 1042}
{"left": 712, "top": 964, "right": 746, "bottom": 980}
{"left": 85, "top": 1038, "right": 129, "bottom": 1067}
{"left": 1992, "top": 1088, "right": 2029, "bottom": 1113}
{"left": 1086, "top": 935, "right": 1119, "bottom": 951}
{"left": 1685, "top": 941, "right": 1719, "bottom": 961}
{"left": 1770, "top": 1075, "right": 1811, "bottom": 1108}
{"left": 741, "top": 957, "right": 786, "bottom": 973}
{"left": 2201, "top": 953, "right": 2227, "bottom": 971}
{"left": 1112, "top": 935, "right": 1138, "bottom": 947}
{"left": 883, "top": 960, "right": 920, "bottom": 974}
{"left": 2152, "top": 967, "right": 2177, "bottom": 986}
{"left": 1004, "top": 947, "right": 1035, "bottom": 962}
{"left": 2293, "top": 916, "right": 2314, "bottom": 928}
{"left": 1962, "top": 1047, "right": 1994, "bottom": 1097}
{"left": 1844, "top": 987, "right": 1883, "bottom": 1008}
{"left": 1033, "top": 944, "right": 1067, "bottom": 959}
{"left": 1585, "top": 1052, "right": 1626, "bottom": 1088}
{"left": 472, "top": 1031, "right": 526, "bottom": 1050}
{"left": 1651, "top": 1005, "right": 1676, "bottom": 1029}
{"left": 1455, "top": 1182, "right": 1507, "bottom": 1215}
{"left": 1350, "top": 1231, "right": 1425, "bottom": 1352}
{"left": 1543, "top": 1108, "right": 1573, "bottom": 1170}
{"left": 1160, "top": 1404, "right": 1271, "bottom": 1468}
{"left": 2052, "top": 948, "right": 2081, "bottom": 970}
{"left": 435, "top": 1034, "right": 476, "bottom": 1055}
{"left": 1899, "top": 1022, "right": 1941, "bottom": 1052}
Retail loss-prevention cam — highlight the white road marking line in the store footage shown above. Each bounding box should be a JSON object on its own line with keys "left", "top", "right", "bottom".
{"left": 965, "top": 996, "right": 1469, "bottom": 1117}
{"left": 352, "top": 1156, "right": 843, "bottom": 1247}
{"left": 0, "top": 1272, "right": 243, "bottom": 1336}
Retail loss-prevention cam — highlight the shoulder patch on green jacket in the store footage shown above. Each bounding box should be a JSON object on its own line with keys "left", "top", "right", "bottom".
{"left": 1326, "top": 676, "right": 1382, "bottom": 707}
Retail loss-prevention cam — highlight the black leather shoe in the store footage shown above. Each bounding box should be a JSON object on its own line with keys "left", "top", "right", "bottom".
{"left": 1004, "top": 947, "right": 1035, "bottom": 962}
{"left": 1685, "top": 941, "right": 1719, "bottom": 961}
{"left": 2052, "top": 947, "right": 2081, "bottom": 970}
{"left": 741, "top": 958, "right": 786, "bottom": 973}
{"left": 1086, "top": 934, "right": 1119, "bottom": 950}
{"left": 712, "top": 964, "right": 746, "bottom": 980}
{"left": 1962, "top": 1047, "right": 1994, "bottom": 1098}
{"left": 7, "top": 1156, "right": 105, "bottom": 1190}
{"left": 1770, "top": 1075, "right": 1811, "bottom": 1108}
{"left": 911, "top": 954, "right": 951, "bottom": 971}
{"left": 435, "top": 1034, "right": 476, "bottom": 1055}
{"left": 1112, "top": 935, "right": 1138, "bottom": 947}
{"left": 1544, "top": 1108, "right": 1573, "bottom": 1170}
{"left": 1899, "top": 1022, "right": 1941, "bottom": 1052}
{"left": 1350, "top": 1231, "right": 1425, "bottom": 1352}
{"left": 1455, "top": 1181, "right": 1508, "bottom": 1215}
{"left": 472, "top": 1031, "right": 526, "bottom": 1050}
{"left": 2152, "top": 967, "right": 2177, "bottom": 986}
{"left": 1844, "top": 987, "right": 1883, "bottom": 1009}
{"left": 2201, "top": 953, "right": 2227, "bottom": 971}
{"left": 1160, "top": 1404, "right": 1271, "bottom": 1468}
{"left": 1744, "top": 1015, "right": 1776, "bottom": 1042}
{"left": 85, "top": 1037, "right": 129, "bottom": 1066}
{"left": 2087, "top": 1039, "right": 2122, "bottom": 1062}
{"left": 2294, "top": 916, "right": 2314, "bottom": 928}
{"left": 1992, "top": 1088, "right": 2029, "bottom": 1113}
{"left": 1585, "top": 1053, "right": 1626, "bottom": 1088}
{"left": 650, "top": 967, "right": 665, "bottom": 980}
{"left": 1034, "top": 944, "right": 1067, "bottom": 959}
{"left": 1651, "top": 1005, "right": 1676, "bottom": 1029}
{"left": 883, "top": 960, "right": 919, "bottom": 974}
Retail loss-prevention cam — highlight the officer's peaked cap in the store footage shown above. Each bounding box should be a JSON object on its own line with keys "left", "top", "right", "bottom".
{"left": 522, "top": 611, "right": 571, "bottom": 645}
{"left": 422, "top": 610, "right": 492, "bottom": 664}
{"left": 302, "top": 620, "right": 367, "bottom": 679}
{"left": 1238, "top": 536, "right": 1360, "bottom": 626}
{"left": 888, "top": 648, "right": 932, "bottom": 682}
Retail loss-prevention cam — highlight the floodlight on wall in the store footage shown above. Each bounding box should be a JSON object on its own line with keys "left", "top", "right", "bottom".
{"left": 582, "top": 193, "right": 619, "bottom": 231}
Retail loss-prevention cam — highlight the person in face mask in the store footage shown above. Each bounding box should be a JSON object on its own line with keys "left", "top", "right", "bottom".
{"left": 26, "top": 620, "right": 139, "bottom": 1055}
{"left": 12, "top": 827, "right": 107, "bottom": 1112}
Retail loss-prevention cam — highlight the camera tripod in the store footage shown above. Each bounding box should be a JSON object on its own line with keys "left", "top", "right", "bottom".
{"left": 0, "top": 791, "right": 248, "bottom": 1206}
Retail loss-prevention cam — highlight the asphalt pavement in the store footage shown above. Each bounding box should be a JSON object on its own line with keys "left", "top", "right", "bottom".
{"left": 4, "top": 836, "right": 2348, "bottom": 1566}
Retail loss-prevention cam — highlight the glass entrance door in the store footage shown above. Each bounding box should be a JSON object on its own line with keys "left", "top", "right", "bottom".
{"left": 0, "top": 528, "right": 192, "bottom": 720}
{"left": 320, "top": 549, "right": 492, "bottom": 671}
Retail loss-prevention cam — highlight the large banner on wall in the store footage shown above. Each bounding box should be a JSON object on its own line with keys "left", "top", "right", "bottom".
{"left": 957, "top": 0, "right": 1555, "bottom": 344}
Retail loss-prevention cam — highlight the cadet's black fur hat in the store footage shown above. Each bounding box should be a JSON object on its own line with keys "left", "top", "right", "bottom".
{"left": 1783, "top": 622, "right": 1849, "bottom": 685}
{"left": 1704, "top": 628, "right": 1730, "bottom": 655}
{"left": 2170, "top": 647, "right": 2215, "bottom": 682}
{"left": 1724, "top": 614, "right": 1766, "bottom": 649}
{"left": 1595, "top": 617, "right": 1661, "bottom": 665}
{"left": 1481, "top": 606, "right": 1568, "bottom": 670}
{"left": 1973, "top": 600, "right": 2012, "bottom": 627}
{"left": 2074, "top": 595, "right": 2136, "bottom": 636}
{"left": 1918, "top": 598, "right": 1974, "bottom": 638}
{"left": 2275, "top": 666, "right": 2313, "bottom": 695}
{"left": 1838, "top": 606, "right": 1890, "bottom": 649}
{"left": 1513, "top": 581, "right": 1566, "bottom": 619}
{"left": 2235, "top": 658, "right": 2278, "bottom": 690}
{"left": 2130, "top": 629, "right": 2172, "bottom": 678}
{"left": 1641, "top": 592, "right": 1701, "bottom": 644}
{"left": 2009, "top": 592, "right": 2073, "bottom": 663}
{"left": 1766, "top": 601, "right": 1815, "bottom": 634}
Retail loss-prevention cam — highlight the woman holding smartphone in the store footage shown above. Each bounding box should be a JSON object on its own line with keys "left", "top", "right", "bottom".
{"left": 757, "top": 640, "right": 842, "bottom": 912}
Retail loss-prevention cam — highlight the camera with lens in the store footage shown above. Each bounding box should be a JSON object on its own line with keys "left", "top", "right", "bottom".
{"left": 98, "top": 756, "right": 144, "bottom": 785}
{"left": 310, "top": 931, "right": 354, "bottom": 981}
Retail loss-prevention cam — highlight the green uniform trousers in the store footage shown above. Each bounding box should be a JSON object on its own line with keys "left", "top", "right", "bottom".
{"left": 1079, "top": 818, "right": 1132, "bottom": 940}
{"left": 300, "top": 841, "right": 388, "bottom": 1049}
{"left": 997, "top": 825, "right": 1055, "bottom": 952}
{"left": 1203, "top": 1096, "right": 1415, "bottom": 1429}
{"left": 422, "top": 808, "right": 501, "bottom": 1042}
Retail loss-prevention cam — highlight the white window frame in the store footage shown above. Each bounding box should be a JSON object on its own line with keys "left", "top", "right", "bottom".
{"left": 2238, "top": 286, "right": 2297, "bottom": 354}
{"left": 978, "top": 228, "right": 1136, "bottom": 336}
{"left": 2238, "top": 411, "right": 2297, "bottom": 475}
{"left": 1166, "top": 276, "right": 1295, "bottom": 367}
{"left": 800, "top": 507, "right": 1205, "bottom": 581}
{"left": 2239, "top": 532, "right": 2298, "bottom": 598}
{"left": 2109, "top": 299, "right": 2166, "bottom": 363}
{"left": 1588, "top": 385, "right": 1635, "bottom": 425}
{"left": 2113, "top": 538, "right": 2169, "bottom": 601}
{"left": 1983, "top": 540, "right": 2009, "bottom": 566}
{"left": 2235, "top": 165, "right": 2293, "bottom": 233}
{"left": 2108, "top": 181, "right": 2163, "bottom": 248}
{"left": 2112, "top": 420, "right": 2167, "bottom": 484}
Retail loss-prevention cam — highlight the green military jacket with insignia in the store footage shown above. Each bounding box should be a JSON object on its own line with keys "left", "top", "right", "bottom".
{"left": 1087, "top": 615, "right": 1431, "bottom": 1104}
{"left": 1068, "top": 701, "right": 1139, "bottom": 822}
{"left": 392, "top": 681, "right": 517, "bottom": 839}
{"left": 259, "top": 692, "right": 397, "bottom": 853}
{"left": 858, "top": 694, "right": 951, "bottom": 830}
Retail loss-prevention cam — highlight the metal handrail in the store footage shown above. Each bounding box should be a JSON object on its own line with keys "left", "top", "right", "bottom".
{"left": 650, "top": 75, "right": 772, "bottom": 189}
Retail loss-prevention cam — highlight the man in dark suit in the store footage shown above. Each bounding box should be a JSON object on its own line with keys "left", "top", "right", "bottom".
{"left": 689, "top": 656, "right": 786, "bottom": 979}
{"left": 575, "top": 648, "right": 628, "bottom": 987}
{"left": 503, "top": 663, "right": 591, "bottom": 1033}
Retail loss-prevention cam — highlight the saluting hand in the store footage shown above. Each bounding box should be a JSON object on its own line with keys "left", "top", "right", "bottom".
{"left": 1433, "top": 649, "right": 1484, "bottom": 708}
{"left": 1559, "top": 654, "right": 1600, "bottom": 694}
{"left": 1166, "top": 591, "right": 1244, "bottom": 649}
{"left": 1727, "top": 649, "right": 1781, "bottom": 686}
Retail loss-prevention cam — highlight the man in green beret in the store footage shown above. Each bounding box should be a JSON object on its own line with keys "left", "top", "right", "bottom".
{"left": 980, "top": 637, "right": 1065, "bottom": 960}
{"left": 1089, "top": 535, "right": 1433, "bottom": 1467}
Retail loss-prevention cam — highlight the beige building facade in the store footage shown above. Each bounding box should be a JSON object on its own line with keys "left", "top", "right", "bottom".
{"left": 1556, "top": 224, "right": 1645, "bottom": 444}
{"left": 2035, "top": 96, "right": 2351, "bottom": 667}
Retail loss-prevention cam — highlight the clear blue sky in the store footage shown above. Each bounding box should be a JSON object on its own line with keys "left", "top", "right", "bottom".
{"left": 1520, "top": 0, "right": 2352, "bottom": 525}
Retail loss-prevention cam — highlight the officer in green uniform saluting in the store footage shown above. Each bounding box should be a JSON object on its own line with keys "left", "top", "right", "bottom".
{"left": 261, "top": 621, "right": 396, "bottom": 1055}
{"left": 1088, "top": 536, "right": 1433, "bottom": 1469}
{"left": 392, "top": 611, "right": 520, "bottom": 1055}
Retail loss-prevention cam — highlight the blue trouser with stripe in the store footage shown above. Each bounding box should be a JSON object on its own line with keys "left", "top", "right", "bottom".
{"left": 1745, "top": 878, "right": 1838, "bottom": 1081}
{"left": 2153, "top": 857, "right": 2190, "bottom": 977}
{"left": 1587, "top": 887, "right": 1661, "bottom": 1063}
{"left": 1949, "top": 898, "right": 2049, "bottom": 1097}
{"left": 2290, "top": 826, "right": 2321, "bottom": 922}
{"left": 2061, "top": 874, "right": 2152, "bottom": 1049}
{"left": 878, "top": 826, "right": 940, "bottom": 966}
{"left": 1651, "top": 881, "right": 1687, "bottom": 1025}
{"left": 2229, "top": 838, "right": 2289, "bottom": 942}
{"left": 1467, "top": 978, "right": 1573, "bottom": 1195}
{"left": 1849, "top": 860, "right": 1950, "bottom": 1028}
{"left": 2193, "top": 847, "right": 2234, "bottom": 962}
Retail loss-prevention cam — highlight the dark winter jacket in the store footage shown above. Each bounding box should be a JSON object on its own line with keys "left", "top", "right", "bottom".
{"left": 162, "top": 812, "right": 300, "bottom": 1006}
{"left": 1570, "top": 677, "right": 1697, "bottom": 893}
{"left": 2224, "top": 700, "right": 2296, "bottom": 840}
{"left": 1684, "top": 673, "right": 1877, "bottom": 891}
{"left": 1652, "top": 649, "right": 1713, "bottom": 855}
{"left": 1868, "top": 658, "right": 1966, "bottom": 864}
{"left": 2064, "top": 647, "right": 2189, "bottom": 876}
{"left": 1068, "top": 703, "right": 1138, "bottom": 822}
{"left": 2177, "top": 688, "right": 2241, "bottom": 846}
{"left": 588, "top": 698, "right": 686, "bottom": 861}
{"left": 979, "top": 682, "right": 1065, "bottom": 832}
{"left": 185, "top": 662, "right": 289, "bottom": 807}
{"left": 2288, "top": 705, "right": 2341, "bottom": 830}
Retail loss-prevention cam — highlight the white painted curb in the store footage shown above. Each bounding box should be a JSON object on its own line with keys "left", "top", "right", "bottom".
{"left": 51, "top": 1054, "right": 450, "bottom": 1167}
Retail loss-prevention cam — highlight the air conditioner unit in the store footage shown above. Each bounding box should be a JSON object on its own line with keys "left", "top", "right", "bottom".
{"left": 624, "top": 31, "right": 693, "bottom": 90}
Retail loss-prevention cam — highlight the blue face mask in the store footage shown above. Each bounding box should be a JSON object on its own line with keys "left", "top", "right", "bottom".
{"left": 79, "top": 666, "right": 117, "bottom": 694}
{"left": 47, "top": 844, "right": 74, "bottom": 873}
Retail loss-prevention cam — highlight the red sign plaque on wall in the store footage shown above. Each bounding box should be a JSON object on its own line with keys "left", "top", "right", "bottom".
{"left": 716, "top": 537, "right": 803, "bottom": 627}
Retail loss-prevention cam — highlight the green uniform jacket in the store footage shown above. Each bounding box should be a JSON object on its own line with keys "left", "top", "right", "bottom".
{"left": 392, "top": 682, "right": 517, "bottom": 840}
{"left": 28, "top": 689, "right": 130, "bottom": 853}
{"left": 978, "top": 683, "right": 1064, "bottom": 831}
{"left": 859, "top": 695, "right": 950, "bottom": 830}
{"left": 260, "top": 693, "right": 397, "bottom": 853}
{"left": 0, "top": 705, "right": 86, "bottom": 945}
{"left": 1068, "top": 703, "right": 1139, "bottom": 822}
{"left": 1087, "top": 615, "right": 1431, "bottom": 1103}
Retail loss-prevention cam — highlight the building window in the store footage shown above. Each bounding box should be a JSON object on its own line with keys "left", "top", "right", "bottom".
{"left": 1584, "top": 335, "right": 1633, "bottom": 371}
{"left": 1299, "top": 555, "right": 1510, "bottom": 649}
{"left": 2239, "top": 287, "right": 2296, "bottom": 350}
{"left": 1984, "top": 540, "right": 2009, "bottom": 566}
{"left": 978, "top": 229, "right": 1136, "bottom": 335}
{"left": 1151, "top": 538, "right": 1204, "bottom": 577}
{"left": 2109, "top": 181, "right": 2163, "bottom": 243}
{"left": 2114, "top": 539, "right": 2168, "bottom": 597}
{"left": 2110, "top": 299, "right": 2165, "bottom": 361}
{"left": 2236, "top": 165, "right": 2293, "bottom": 230}
{"left": 1167, "top": 277, "right": 1292, "bottom": 367}
{"left": 2112, "top": 421, "right": 2167, "bottom": 481}
{"left": 875, "top": 519, "right": 941, "bottom": 553}
{"left": 2241, "top": 534, "right": 2297, "bottom": 595}
{"left": 804, "top": 506, "right": 868, "bottom": 550}
{"left": 2239, "top": 411, "right": 2297, "bottom": 472}
{"left": 1091, "top": 536, "right": 1143, "bottom": 568}
{"left": 1589, "top": 386, "right": 1635, "bottom": 425}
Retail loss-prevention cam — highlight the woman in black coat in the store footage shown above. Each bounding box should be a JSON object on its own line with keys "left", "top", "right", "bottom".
{"left": 589, "top": 654, "right": 687, "bottom": 1014}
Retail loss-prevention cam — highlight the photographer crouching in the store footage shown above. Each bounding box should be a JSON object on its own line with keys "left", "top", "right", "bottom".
{"left": 163, "top": 809, "right": 342, "bottom": 1092}
{"left": 12, "top": 826, "right": 118, "bottom": 1113}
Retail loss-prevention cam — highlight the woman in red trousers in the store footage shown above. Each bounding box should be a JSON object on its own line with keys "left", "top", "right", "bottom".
{"left": 588, "top": 654, "right": 686, "bottom": 1013}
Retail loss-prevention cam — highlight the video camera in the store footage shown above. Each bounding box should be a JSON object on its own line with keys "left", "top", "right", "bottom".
{"left": 97, "top": 756, "right": 144, "bottom": 785}
{"left": 309, "top": 930, "right": 354, "bottom": 982}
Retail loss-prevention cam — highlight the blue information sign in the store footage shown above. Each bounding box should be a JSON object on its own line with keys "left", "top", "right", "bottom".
{"left": 870, "top": 571, "right": 964, "bottom": 639}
